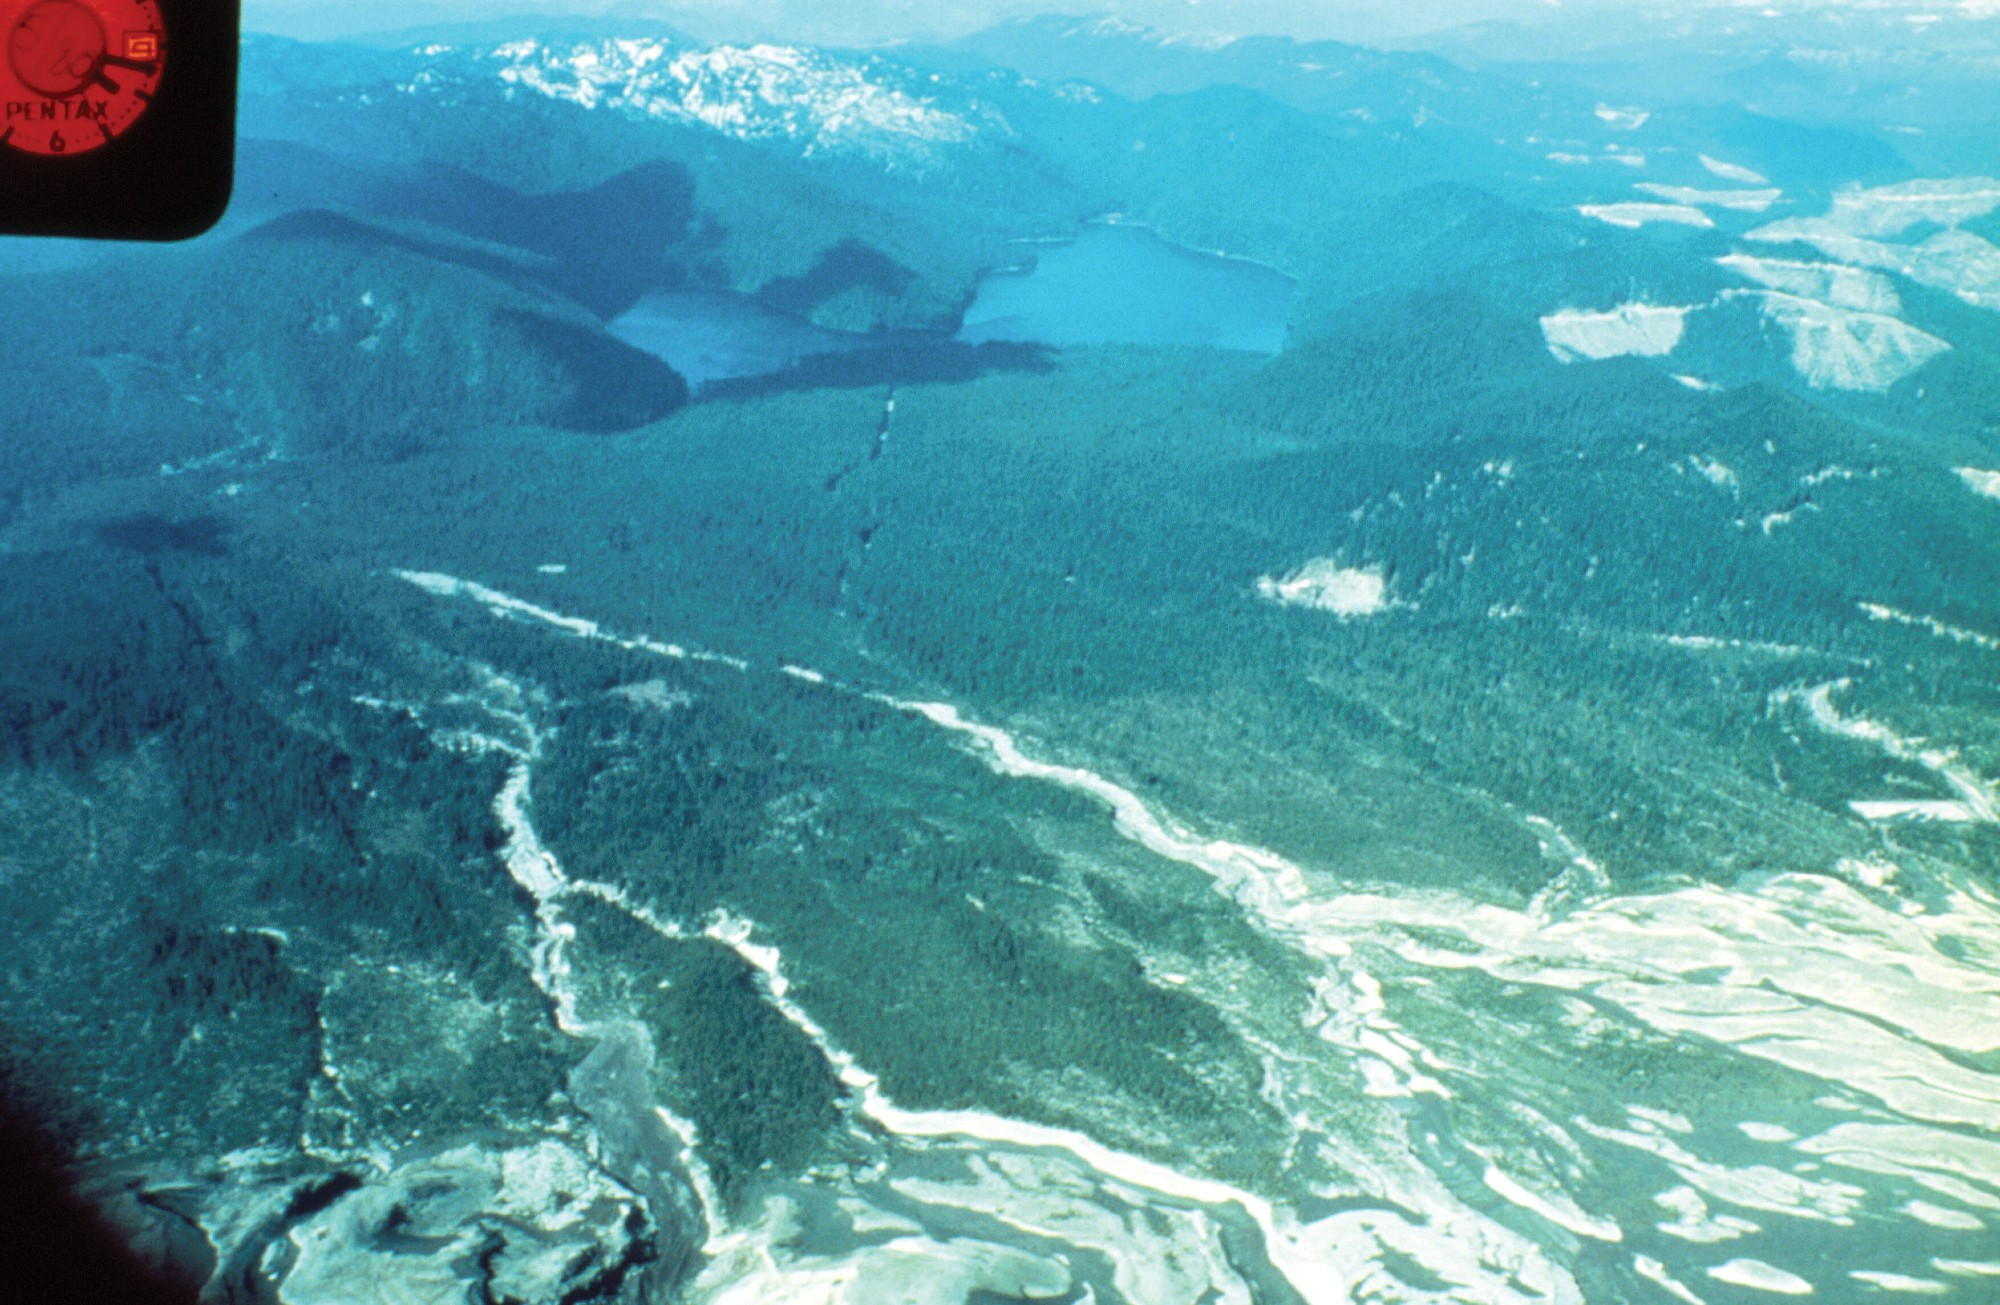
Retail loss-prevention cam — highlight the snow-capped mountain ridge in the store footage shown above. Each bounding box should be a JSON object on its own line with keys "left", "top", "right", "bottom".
{"left": 467, "top": 37, "right": 1001, "bottom": 166}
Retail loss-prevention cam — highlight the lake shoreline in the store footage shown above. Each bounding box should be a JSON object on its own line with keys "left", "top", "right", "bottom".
{"left": 612, "top": 222, "right": 1298, "bottom": 388}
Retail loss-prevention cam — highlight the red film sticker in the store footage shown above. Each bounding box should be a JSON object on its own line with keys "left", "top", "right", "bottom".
{"left": 1, "top": 0, "right": 165, "bottom": 156}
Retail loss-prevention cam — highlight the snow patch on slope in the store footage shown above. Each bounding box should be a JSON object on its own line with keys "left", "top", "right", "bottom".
{"left": 1860, "top": 602, "right": 2000, "bottom": 651}
{"left": 1784, "top": 680, "right": 1999, "bottom": 827}
{"left": 1747, "top": 178, "right": 2000, "bottom": 311}
{"left": 1956, "top": 467, "right": 2000, "bottom": 499}
{"left": 1636, "top": 1255, "right": 1709, "bottom": 1305}
{"left": 1849, "top": 1270, "right": 1947, "bottom": 1295}
{"left": 1690, "top": 454, "right": 1739, "bottom": 491}
{"left": 1760, "top": 177, "right": 2000, "bottom": 239}
{"left": 1636, "top": 183, "right": 1782, "bottom": 212}
{"left": 1546, "top": 210, "right": 1959, "bottom": 392}
{"left": 1752, "top": 228, "right": 2000, "bottom": 312}
{"left": 1548, "top": 151, "right": 1647, "bottom": 169}
{"left": 1905, "top": 1200, "right": 1984, "bottom": 1231}
{"left": 1849, "top": 801, "right": 1987, "bottom": 824}
{"left": 1702, "top": 155, "right": 1769, "bottom": 185}
{"left": 1716, "top": 255, "right": 1901, "bottom": 313}
{"left": 1578, "top": 203, "right": 1714, "bottom": 229}
{"left": 1256, "top": 560, "right": 1393, "bottom": 617}
{"left": 699, "top": 1230, "right": 1071, "bottom": 1305}
{"left": 1742, "top": 291, "right": 1949, "bottom": 392}
{"left": 1709, "top": 250, "right": 1948, "bottom": 390}
{"left": 1654, "top": 1185, "right": 1759, "bottom": 1243}
{"left": 1541, "top": 302, "right": 1688, "bottom": 362}
{"left": 1484, "top": 1162, "right": 1623, "bottom": 1241}
{"left": 1707, "top": 1258, "right": 1814, "bottom": 1294}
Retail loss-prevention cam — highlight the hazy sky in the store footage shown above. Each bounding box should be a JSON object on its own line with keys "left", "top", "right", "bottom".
{"left": 241, "top": 0, "right": 1988, "bottom": 46}
{"left": 239, "top": 0, "right": 1649, "bottom": 45}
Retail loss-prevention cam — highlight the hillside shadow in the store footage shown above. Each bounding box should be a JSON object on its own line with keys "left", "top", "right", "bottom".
{"left": 368, "top": 159, "right": 705, "bottom": 319}
{"left": 95, "top": 515, "right": 231, "bottom": 558}
{"left": 699, "top": 337, "right": 1056, "bottom": 402}
{"left": 234, "top": 145, "right": 708, "bottom": 319}
{"left": 754, "top": 240, "right": 917, "bottom": 321}
{"left": 502, "top": 311, "right": 692, "bottom": 430}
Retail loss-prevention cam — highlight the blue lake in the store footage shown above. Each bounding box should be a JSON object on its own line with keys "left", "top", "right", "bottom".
{"left": 609, "top": 224, "right": 1295, "bottom": 387}
{"left": 957, "top": 224, "right": 1295, "bottom": 355}
{"left": 608, "top": 290, "right": 877, "bottom": 389}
